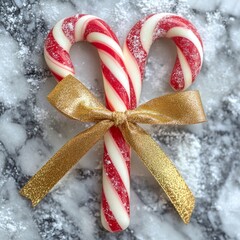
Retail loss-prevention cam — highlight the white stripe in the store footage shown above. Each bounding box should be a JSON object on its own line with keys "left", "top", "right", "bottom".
{"left": 99, "top": 50, "right": 130, "bottom": 98}
{"left": 75, "top": 15, "right": 97, "bottom": 41}
{"left": 52, "top": 19, "right": 72, "bottom": 52}
{"left": 87, "top": 32, "right": 124, "bottom": 58}
{"left": 176, "top": 47, "right": 192, "bottom": 89}
{"left": 140, "top": 13, "right": 174, "bottom": 52}
{"left": 102, "top": 167, "right": 130, "bottom": 230}
{"left": 103, "top": 77, "right": 127, "bottom": 111}
{"left": 44, "top": 48, "right": 74, "bottom": 78}
{"left": 166, "top": 27, "right": 203, "bottom": 64}
{"left": 123, "top": 44, "right": 142, "bottom": 103}
{"left": 104, "top": 131, "right": 130, "bottom": 195}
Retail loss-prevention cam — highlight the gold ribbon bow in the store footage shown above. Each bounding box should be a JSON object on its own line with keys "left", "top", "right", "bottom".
{"left": 20, "top": 75, "right": 206, "bottom": 224}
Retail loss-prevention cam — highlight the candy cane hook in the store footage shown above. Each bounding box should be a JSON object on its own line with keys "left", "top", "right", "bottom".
{"left": 124, "top": 13, "right": 203, "bottom": 104}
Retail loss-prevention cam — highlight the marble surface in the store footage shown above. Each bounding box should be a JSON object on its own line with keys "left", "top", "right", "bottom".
{"left": 0, "top": 0, "right": 240, "bottom": 239}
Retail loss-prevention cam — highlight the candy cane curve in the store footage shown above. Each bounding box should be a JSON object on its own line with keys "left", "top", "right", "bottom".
{"left": 123, "top": 13, "right": 203, "bottom": 104}
{"left": 44, "top": 14, "right": 132, "bottom": 232}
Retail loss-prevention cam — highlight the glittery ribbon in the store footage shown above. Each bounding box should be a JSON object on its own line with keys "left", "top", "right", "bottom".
{"left": 20, "top": 75, "right": 206, "bottom": 224}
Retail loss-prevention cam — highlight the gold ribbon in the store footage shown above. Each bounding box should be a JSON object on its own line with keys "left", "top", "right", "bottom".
{"left": 20, "top": 75, "right": 206, "bottom": 224}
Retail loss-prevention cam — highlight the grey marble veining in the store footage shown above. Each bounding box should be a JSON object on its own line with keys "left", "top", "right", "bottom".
{"left": 0, "top": 0, "right": 240, "bottom": 239}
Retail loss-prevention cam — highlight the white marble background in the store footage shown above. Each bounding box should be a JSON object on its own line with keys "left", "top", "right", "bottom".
{"left": 0, "top": 0, "right": 240, "bottom": 239}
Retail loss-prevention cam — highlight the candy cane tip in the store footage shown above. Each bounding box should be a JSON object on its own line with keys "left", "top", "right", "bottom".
{"left": 119, "top": 218, "right": 130, "bottom": 231}
{"left": 101, "top": 209, "right": 130, "bottom": 232}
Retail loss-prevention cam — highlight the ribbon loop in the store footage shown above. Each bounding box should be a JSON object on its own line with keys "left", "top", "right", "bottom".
{"left": 127, "top": 91, "right": 206, "bottom": 125}
{"left": 48, "top": 75, "right": 112, "bottom": 122}
{"left": 20, "top": 75, "right": 206, "bottom": 223}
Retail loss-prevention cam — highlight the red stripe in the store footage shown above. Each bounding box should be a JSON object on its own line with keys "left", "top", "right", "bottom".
{"left": 168, "top": 15, "right": 203, "bottom": 46}
{"left": 154, "top": 16, "right": 187, "bottom": 36}
{"left": 96, "top": 19, "right": 120, "bottom": 44}
{"left": 102, "top": 64, "right": 131, "bottom": 110}
{"left": 125, "top": 14, "right": 157, "bottom": 82}
{"left": 103, "top": 145, "right": 130, "bottom": 213}
{"left": 62, "top": 15, "right": 82, "bottom": 44}
{"left": 173, "top": 37, "right": 202, "bottom": 82}
{"left": 92, "top": 42, "right": 126, "bottom": 71}
{"left": 102, "top": 191, "right": 122, "bottom": 232}
{"left": 45, "top": 30, "right": 74, "bottom": 70}
{"left": 125, "top": 21, "right": 148, "bottom": 81}
{"left": 109, "top": 127, "right": 130, "bottom": 171}
{"left": 154, "top": 15, "right": 202, "bottom": 45}
{"left": 92, "top": 42, "right": 135, "bottom": 108}
{"left": 83, "top": 19, "right": 116, "bottom": 40}
{"left": 170, "top": 57, "right": 185, "bottom": 90}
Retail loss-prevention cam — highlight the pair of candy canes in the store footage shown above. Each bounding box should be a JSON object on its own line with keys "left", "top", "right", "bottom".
{"left": 44, "top": 13, "right": 203, "bottom": 232}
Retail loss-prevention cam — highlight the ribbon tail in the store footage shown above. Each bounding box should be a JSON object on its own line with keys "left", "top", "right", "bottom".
{"left": 20, "top": 120, "right": 113, "bottom": 207}
{"left": 120, "top": 122, "right": 195, "bottom": 224}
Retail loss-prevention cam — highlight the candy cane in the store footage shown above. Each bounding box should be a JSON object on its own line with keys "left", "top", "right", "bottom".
{"left": 44, "top": 14, "right": 132, "bottom": 232}
{"left": 124, "top": 13, "right": 203, "bottom": 104}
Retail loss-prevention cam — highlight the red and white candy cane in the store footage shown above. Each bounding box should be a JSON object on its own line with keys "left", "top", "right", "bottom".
{"left": 44, "top": 14, "right": 132, "bottom": 232}
{"left": 44, "top": 13, "right": 203, "bottom": 232}
{"left": 124, "top": 13, "right": 203, "bottom": 104}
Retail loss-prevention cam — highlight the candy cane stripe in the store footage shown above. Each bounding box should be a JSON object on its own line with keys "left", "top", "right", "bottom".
{"left": 102, "top": 167, "right": 130, "bottom": 229}
{"left": 123, "top": 44, "right": 142, "bottom": 104}
{"left": 99, "top": 51, "right": 130, "bottom": 97}
{"left": 103, "top": 146, "right": 130, "bottom": 211}
{"left": 44, "top": 49, "right": 74, "bottom": 74}
{"left": 104, "top": 132, "right": 130, "bottom": 195}
{"left": 102, "top": 65, "right": 130, "bottom": 108}
{"left": 176, "top": 47, "right": 192, "bottom": 89}
{"left": 87, "top": 32, "right": 124, "bottom": 58}
{"left": 140, "top": 13, "right": 173, "bottom": 51}
{"left": 74, "top": 15, "right": 97, "bottom": 41}
{"left": 166, "top": 27, "right": 203, "bottom": 64}
{"left": 53, "top": 19, "right": 72, "bottom": 51}
{"left": 101, "top": 192, "right": 122, "bottom": 232}
{"left": 103, "top": 78, "right": 127, "bottom": 111}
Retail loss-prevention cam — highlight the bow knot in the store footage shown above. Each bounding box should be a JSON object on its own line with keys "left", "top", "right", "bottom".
{"left": 112, "top": 111, "right": 128, "bottom": 126}
{"left": 20, "top": 75, "right": 206, "bottom": 224}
